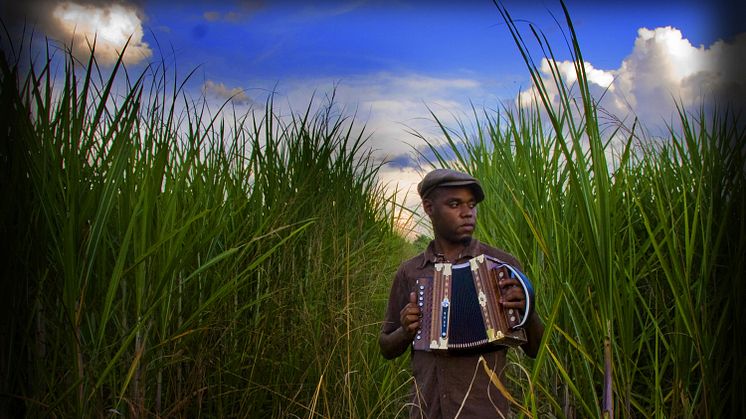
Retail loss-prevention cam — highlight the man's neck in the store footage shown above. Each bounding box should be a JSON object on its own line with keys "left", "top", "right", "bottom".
{"left": 433, "top": 237, "right": 472, "bottom": 263}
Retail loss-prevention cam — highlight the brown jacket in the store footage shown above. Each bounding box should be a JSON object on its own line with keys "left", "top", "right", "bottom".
{"left": 381, "top": 239, "right": 525, "bottom": 418}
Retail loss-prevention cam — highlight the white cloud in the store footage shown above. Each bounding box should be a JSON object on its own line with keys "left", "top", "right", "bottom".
{"left": 261, "top": 72, "right": 490, "bottom": 162}
{"left": 202, "top": 80, "right": 252, "bottom": 105}
{"left": 203, "top": 1, "right": 263, "bottom": 23}
{"left": 203, "top": 11, "right": 222, "bottom": 22}
{"left": 517, "top": 26, "right": 746, "bottom": 134}
{"left": 517, "top": 58, "right": 615, "bottom": 109}
{"left": 2, "top": 0, "right": 153, "bottom": 66}
{"left": 377, "top": 165, "right": 427, "bottom": 239}
{"left": 50, "top": 1, "right": 152, "bottom": 66}
{"left": 390, "top": 75, "right": 480, "bottom": 91}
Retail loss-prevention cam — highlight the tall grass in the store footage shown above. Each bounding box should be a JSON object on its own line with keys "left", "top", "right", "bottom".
{"left": 0, "top": 34, "right": 412, "bottom": 417}
{"left": 421, "top": 2, "right": 745, "bottom": 417}
{"left": 4, "top": 3, "right": 743, "bottom": 417}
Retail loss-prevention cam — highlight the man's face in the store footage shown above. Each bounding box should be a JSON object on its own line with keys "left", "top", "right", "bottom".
{"left": 423, "top": 186, "right": 478, "bottom": 244}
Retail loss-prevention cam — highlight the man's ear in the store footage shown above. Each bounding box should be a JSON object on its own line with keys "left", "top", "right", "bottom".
{"left": 422, "top": 199, "right": 433, "bottom": 216}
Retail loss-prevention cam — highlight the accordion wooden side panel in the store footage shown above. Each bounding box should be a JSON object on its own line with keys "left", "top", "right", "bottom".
{"left": 413, "top": 277, "right": 433, "bottom": 351}
{"left": 470, "top": 255, "right": 502, "bottom": 341}
{"left": 471, "top": 255, "right": 527, "bottom": 347}
{"left": 431, "top": 263, "right": 451, "bottom": 350}
{"left": 413, "top": 255, "right": 528, "bottom": 352}
{"left": 413, "top": 263, "right": 453, "bottom": 351}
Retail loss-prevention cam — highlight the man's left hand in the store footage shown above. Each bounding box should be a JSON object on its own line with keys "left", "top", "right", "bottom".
{"left": 498, "top": 277, "right": 526, "bottom": 313}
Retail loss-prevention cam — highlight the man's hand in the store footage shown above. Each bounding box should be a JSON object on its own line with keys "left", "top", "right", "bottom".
{"left": 399, "top": 292, "right": 421, "bottom": 338}
{"left": 499, "top": 275, "right": 544, "bottom": 358}
{"left": 499, "top": 276, "right": 526, "bottom": 313}
{"left": 380, "top": 291, "right": 422, "bottom": 359}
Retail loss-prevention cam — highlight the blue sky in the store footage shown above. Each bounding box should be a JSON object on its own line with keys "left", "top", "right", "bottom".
{"left": 141, "top": 1, "right": 728, "bottom": 96}
{"left": 3, "top": 0, "right": 745, "bottom": 227}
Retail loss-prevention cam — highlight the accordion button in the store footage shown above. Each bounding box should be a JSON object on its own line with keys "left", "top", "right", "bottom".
{"left": 419, "top": 285, "right": 425, "bottom": 290}
{"left": 418, "top": 302, "right": 423, "bottom": 307}
{"left": 508, "top": 309, "right": 514, "bottom": 315}
{"left": 510, "top": 316, "right": 516, "bottom": 322}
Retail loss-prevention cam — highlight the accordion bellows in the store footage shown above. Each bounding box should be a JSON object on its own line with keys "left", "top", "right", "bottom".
{"left": 413, "top": 254, "right": 534, "bottom": 352}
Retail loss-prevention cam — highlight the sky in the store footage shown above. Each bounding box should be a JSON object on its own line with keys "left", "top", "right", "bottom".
{"left": 3, "top": 0, "right": 745, "bottom": 234}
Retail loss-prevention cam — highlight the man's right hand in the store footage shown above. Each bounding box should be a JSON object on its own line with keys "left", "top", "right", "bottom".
{"left": 380, "top": 291, "right": 423, "bottom": 359}
{"left": 399, "top": 291, "right": 421, "bottom": 338}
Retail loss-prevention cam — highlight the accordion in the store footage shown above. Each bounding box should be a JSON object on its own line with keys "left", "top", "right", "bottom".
{"left": 413, "top": 254, "right": 534, "bottom": 352}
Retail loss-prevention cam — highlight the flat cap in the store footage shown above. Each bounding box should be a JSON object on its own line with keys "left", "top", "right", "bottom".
{"left": 417, "top": 168, "right": 484, "bottom": 202}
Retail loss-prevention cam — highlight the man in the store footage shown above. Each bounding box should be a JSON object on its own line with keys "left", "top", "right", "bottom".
{"left": 379, "top": 168, "right": 544, "bottom": 418}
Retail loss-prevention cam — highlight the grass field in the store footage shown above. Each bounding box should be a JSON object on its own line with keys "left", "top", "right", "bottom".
{"left": 420, "top": 4, "right": 745, "bottom": 417}
{"left": 2, "top": 2, "right": 744, "bottom": 418}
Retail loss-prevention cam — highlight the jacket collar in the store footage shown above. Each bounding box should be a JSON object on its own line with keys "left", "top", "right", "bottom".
{"left": 418, "top": 237, "right": 481, "bottom": 269}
